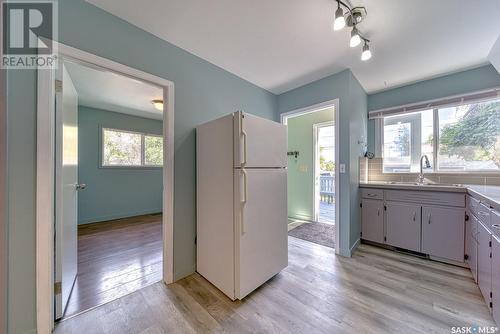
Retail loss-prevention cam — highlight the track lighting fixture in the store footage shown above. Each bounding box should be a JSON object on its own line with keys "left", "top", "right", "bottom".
{"left": 333, "top": 3, "right": 346, "bottom": 31}
{"left": 350, "top": 26, "right": 361, "bottom": 48}
{"left": 361, "top": 42, "right": 372, "bottom": 61}
{"left": 333, "top": 0, "right": 373, "bottom": 60}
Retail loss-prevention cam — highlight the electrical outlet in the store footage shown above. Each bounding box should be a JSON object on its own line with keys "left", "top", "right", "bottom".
{"left": 339, "top": 164, "right": 346, "bottom": 173}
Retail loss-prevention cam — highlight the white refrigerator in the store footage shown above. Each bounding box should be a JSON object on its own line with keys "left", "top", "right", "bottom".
{"left": 196, "top": 111, "right": 288, "bottom": 300}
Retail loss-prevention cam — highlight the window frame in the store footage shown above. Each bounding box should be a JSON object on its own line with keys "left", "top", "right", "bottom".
{"left": 100, "top": 126, "right": 163, "bottom": 168}
{"left": 377, "top": 98, "right": 500, "bottom": 174}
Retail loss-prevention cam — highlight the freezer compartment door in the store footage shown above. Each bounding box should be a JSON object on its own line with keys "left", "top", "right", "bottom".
{"left": 234, "top": 168, "right": 288, "bottom": 299}
{"left": 234, "top": 111, "right": 287, "bottom": 168}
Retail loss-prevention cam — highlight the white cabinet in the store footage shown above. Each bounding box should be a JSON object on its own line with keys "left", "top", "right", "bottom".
{"left": 477, "top": 221, "right": 492, "bottom": 306}
{"left": 466, "top": 213, "right": 478, "bottom": 282}
{"left": 385, "top": 202, "right": 421, "bottom": 252}
{"left": 361, "top": 199, "right": 384, "bottom": 244}
{"left": 421, "top": 206, "right": 465, "bottom": 262}
{"left": 492, "top": 235, "right": 500, "bottom": 323}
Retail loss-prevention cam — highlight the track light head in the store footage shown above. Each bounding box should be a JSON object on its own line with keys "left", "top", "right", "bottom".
{"left": 350, "top": 26, "right": 361, "bottom": 47}
{"left": 361, "top": 42, "right": 372, "bottom": 61}
{"left": 333, "top": 4, "right": 346, "bottom": 31}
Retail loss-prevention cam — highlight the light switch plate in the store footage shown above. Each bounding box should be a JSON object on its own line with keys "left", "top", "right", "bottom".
{"left": 298, "top": 164, "right": 308, "bottom": 172}
{"left": 339, "top": 164, "right": 346, "bottom": 173}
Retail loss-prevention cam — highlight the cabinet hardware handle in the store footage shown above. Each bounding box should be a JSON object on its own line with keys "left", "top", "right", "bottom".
{"left": 413, "top": 212, "right": 416, "bottom": 222}
{"left": 428, "top": 213, "right": 431, "bottom": 224}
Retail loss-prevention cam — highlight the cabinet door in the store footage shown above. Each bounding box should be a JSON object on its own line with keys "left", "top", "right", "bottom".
{"left": 422, "top": 206, "right": 465, "bottom": 262}
{"left": 492, "top": 235, "right": 500, "bottom": 323}
{"left": 477, "top": 221, "right": 492, "bottom": 305}
{"left": 470, "top": 236, "right": 478, "bottom": 283}
{"left": 468, "top": 214, "right": 478, "bottom": 282}
{"left": 385, "top": 202, "right": 421, "bottom": 252}
{"left": 361, "top": 199, "right": 384, "bottom": 243}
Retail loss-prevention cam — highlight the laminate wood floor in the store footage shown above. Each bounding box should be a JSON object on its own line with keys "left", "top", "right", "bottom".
{"left": 56, "top": 236, "right": 495, "bottom": 333}
{"left": 62, "top": 214, "right": 163, "bottom": 319}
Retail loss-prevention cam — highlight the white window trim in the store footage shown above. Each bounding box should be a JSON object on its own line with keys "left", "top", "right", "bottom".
{"left": 100, "top": 127, "right": 163, "bottom": 168}
{"left": 376, "top": 101, "right": 500, "bottom": 174}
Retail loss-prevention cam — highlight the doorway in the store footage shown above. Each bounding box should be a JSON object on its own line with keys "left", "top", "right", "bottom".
{"left": 281, "top": 100, "right": 339, "bottom": 251}
{"left": 313, "top": 122, "right": 335, "bottom": 224}
{"left": 36, "top": 41, "right": 174, "bottom": 333}
{"left": 53, "top": 58, "right": 167, "bottom": 320}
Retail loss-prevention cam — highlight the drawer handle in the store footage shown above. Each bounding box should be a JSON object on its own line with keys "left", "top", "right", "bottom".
{"left": 413, "top": 212, "right": 416, "bottom": 222}
{"left": 367, "top": 193, "right": 378, "bottom": 197}
{"left": 428, "top": 213, "right": 431, "bottom": 224}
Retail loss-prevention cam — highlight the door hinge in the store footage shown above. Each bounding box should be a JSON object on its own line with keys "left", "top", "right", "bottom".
{"left": 491, "top": 291, "right": 493, "bottom": 298}
{"left": 490, "top": 241, "right": 492, "bottom": 247}
{"left": 54, "top": 281, "right": 62, "bottom": 295}
{"left": 464, "top": 254, "right": 469, "bottom": 260}
{"left": 384, "top": 205, "right": 387, "bottom": 211}
{"left": 194, "top": 236, "right": 197, "bottom": 245}
{"left": 465, "top": 214, "right": 469, "bottom": 221}
{"left": 360, "top": 202, "right": 362, "bottom": 208}
{"left": 360, "top": 232, "right": 362, "bottom": 237}
{"left": 490, "top": 301, "right": 493, "bottom": 308}
{"left": 384, "top": 236, "right": 387, "bottom": 242}
{"left": 490, "top": 252, "right": 492, "bottom": 258}
{"left": 55, "top": 79, "right": 62, "bottom": 93}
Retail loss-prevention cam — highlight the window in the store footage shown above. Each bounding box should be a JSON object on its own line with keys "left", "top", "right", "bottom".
{"left": 102, "top": 128, "right": 163, "bottom": 167}
{"left": 383, "top": 110, "right": 433, "bottom": 173}
{"left": 381, "top": 97, "right": 500, "bottom": 173}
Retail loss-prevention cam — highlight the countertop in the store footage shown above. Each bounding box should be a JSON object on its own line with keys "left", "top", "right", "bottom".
{"left": 360, "top": 182, "right": 500, "bottom": 211}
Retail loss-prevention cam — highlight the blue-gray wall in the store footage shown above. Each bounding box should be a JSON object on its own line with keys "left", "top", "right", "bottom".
{"left": 6, "top": 0, "right": 276, "bottom": 332}
{"left": 78, "top": 106, "right": 163, "bottom": 225}
{"left": 277, "top": 69, "right": 368, "bottom": 257}
{"left": 367, "top": 64, "right": 500, "bottom": 153}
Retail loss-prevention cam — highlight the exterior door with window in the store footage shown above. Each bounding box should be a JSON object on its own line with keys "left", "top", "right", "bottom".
{"left": 314, "top": 122, "right": 335, "bottom": 224}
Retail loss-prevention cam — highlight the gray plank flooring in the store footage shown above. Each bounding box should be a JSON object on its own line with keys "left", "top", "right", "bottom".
{"left": 55, "top": 237, "right": 495, "bottom": 334}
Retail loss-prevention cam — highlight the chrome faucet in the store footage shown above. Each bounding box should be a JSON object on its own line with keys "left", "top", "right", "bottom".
{"left": 418, "top": 155, "right": 431, "bottom": 184}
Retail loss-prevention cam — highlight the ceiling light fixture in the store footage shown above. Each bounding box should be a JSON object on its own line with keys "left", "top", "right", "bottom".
{"left": 350, "top": 26, "right": 361, "bottom": 47}
{"left": 151, "top": 99, "right": 164, "bottom": 111}
{"left": 333, "top": 2, "right": 345, "bottom": 31}
{"left": 361, "top": 42, "right": 372, "bottom": 61}
{"left": 333, "top": 0, "right": 373, "bottom": 61}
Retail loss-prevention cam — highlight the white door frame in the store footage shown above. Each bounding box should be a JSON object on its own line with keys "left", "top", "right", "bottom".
{"left": 313, "top": 121, "right": 335, "bottom": 223}
{"left": 281, "top": 99, "right": 340, "bottom": 255}
{"left": 36, "top": 41, "right": 175, "bottom": 333}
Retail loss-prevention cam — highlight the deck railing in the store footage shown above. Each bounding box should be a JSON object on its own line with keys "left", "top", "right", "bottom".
{"left": 319, "top": 174, "right": 335, "bottom": 203}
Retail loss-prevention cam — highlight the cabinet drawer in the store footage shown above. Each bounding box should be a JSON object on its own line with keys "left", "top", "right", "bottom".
{"left": 467, "top": 195, "right": 480, "bottom": 215}
{"left": 491, "top": 210, "right": 500, "bottom": 239}
{"left": 385, "top": 190, "right": 465, "bottom": 207}
{"left": 476, "top": 203, "right": 491, "bottom": 228}
{"left": 361, "top": 188, "right": 384, "bottom": 200}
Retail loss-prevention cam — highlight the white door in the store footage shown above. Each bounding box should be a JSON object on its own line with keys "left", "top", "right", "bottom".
{"left": 54, "top": 63, "right": 79, "bottom": 319}
{"left": 233, "top": 112, "right": 287, "bottom": 168}
{"left": 234, "top": 168, "right": 288, "bottom": 299}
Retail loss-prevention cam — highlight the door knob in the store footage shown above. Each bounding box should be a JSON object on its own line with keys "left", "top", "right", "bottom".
{"left": 76, "top": 183, "right": 87, "bottom": 190}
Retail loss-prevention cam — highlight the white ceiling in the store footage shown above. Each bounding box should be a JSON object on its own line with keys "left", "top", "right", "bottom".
{"left": 87, "top": 0, "right": 500, "bottom": 94}
{"left": 64, "top": 61, "right": 164, "bottom": 120}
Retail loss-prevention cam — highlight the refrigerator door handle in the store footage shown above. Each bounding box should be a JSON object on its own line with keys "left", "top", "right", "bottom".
{"left": 239, "top": 112, "right": 247, "bottom": 167}
{"left": 241, "top": 128, "right": 247, "bottom": 167}
{"left": 241, "top": 169, "right": 248, "bottom": 234}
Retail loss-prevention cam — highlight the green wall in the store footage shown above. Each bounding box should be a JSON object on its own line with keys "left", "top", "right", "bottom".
{"left": 278, "top": 70, "right": 368, "bottom": 257}
{"left": 5, "top": 1, "right": 276, "bottom": 332}
{"left": 287, "top": 108, "right": 333, "bottom": 221}
{"left": 78, "top": 107, "right": 163, "bottom": 224}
